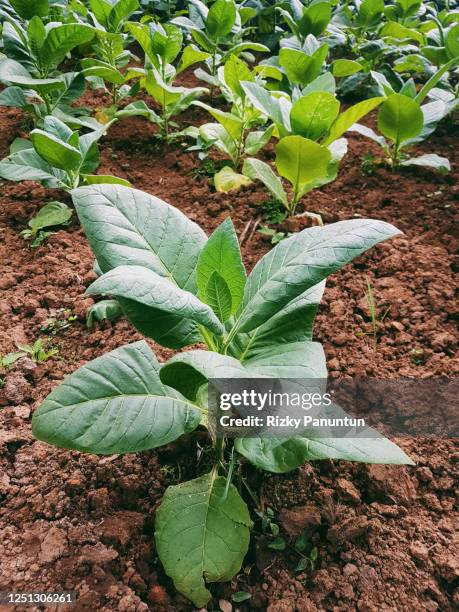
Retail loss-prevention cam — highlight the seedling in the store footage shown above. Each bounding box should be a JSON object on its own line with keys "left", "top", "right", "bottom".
{"left": 41, "top": 308, "right": 77, "bottom": 336}
{"left": 17, "top": 339, "right": 59, "bottom": 363}
{"left": 32, "top": 184, "right": 413, "bottom": 608}
{"left": 258, "top": 226, "right": 289, "bottom": 245}
{"left": 20, "top": 201, "right": 72, "bottom": 247}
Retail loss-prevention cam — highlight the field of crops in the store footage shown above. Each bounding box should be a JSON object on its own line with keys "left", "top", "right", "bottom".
{"left": 0, "top": 0, "right": 457, "bottom": 610}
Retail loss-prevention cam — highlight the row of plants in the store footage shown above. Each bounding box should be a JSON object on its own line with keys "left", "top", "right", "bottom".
{"left": 0, "top": 0, "right": 456, "bottom": 221}
{"left": 0, "top": 0, "right": 457, "bottom": 608}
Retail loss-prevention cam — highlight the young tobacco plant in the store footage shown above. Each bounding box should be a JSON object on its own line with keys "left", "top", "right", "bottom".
{"left": 350, "top": 91, "right": 452, "bottom": 171}
{"left": 125, "top": 21, "right": 208, "bottom": 140}
{"left": 172, "top": 0, "right": 268, "bottom": 84}
{"left": 32, "top": 183, "right": 413, "bottom": 608}
{"left": 20, "top": 200, "right": 72, "bottom": 247}
{"left": 0, "top": 115, "right": 128, "bottom": 189}
{"left": 80, "top": 0, "right": 141, "bottom": 116}
{"left": 188, "top": 55, "right": 274, "bottom": 178}
{"left": 0, "top": 11, "right": 95, "bottom": 125}
{"left": 240, "top": 82, "right": 384, "bottom": 216}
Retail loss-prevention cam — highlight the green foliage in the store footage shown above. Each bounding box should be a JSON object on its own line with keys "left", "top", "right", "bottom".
{"left": 172, "top": 0, "right": 269, "bottom": 81}
{"left": 127, "top": 21, "right": 208, "bottom": 139}
{"left": 31, "top": 184, "right": 412, "bottom": 607}
{"left": 0, "top": 116, "right": 127, "bottom": 189}
{"left": 20, "top": 200, "right": 72, "bottom": 246}
{"left": 350, "top": 93, "right": 452, "bottom": 170}
{"left": 17, "top": 338, "right": 59, "bottom": 363}
{"left": 192, "top": 55, "right": 273, "bottom": 169}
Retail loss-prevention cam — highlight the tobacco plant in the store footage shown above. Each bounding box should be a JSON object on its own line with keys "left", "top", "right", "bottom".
{"left": 126, "top": 21, "right": 208, "bottom": 139}
{"left": 240, "top": 82, "right": 384, "bottom": 216}
{"left": 172, "top": 0, "right": 269, "bottom": 84}
{"left": 80, "top": 0, "right": 141, "bottom": 116}
{"left": 351, "top": 91, "right": 452, "bottom": 171}
{"left": 189, "top": 55, "right": 274, "bottom": 175}
{"left": 0, "top": 115, "right": 128, "bottom": 189}
{"left": 0, "top": 10, "right": 95, "bottom": 124}
{"left": 32, "top": 183, "right": 413, "bottom": 608}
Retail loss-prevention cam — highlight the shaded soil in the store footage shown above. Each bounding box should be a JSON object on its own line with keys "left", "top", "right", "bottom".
{"left": 0, "top": 84, "right": 458, "bottom": 611}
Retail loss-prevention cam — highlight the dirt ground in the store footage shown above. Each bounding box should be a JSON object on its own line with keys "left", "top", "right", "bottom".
{"left": 0, "top": 84, "right": 458, "bottom": 611}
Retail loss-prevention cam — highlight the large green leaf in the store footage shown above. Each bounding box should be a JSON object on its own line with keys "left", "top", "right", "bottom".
{"left": 81, "top": 59, "right": 125, "bottom": 85}
{"left": 71, "top": 185, "right": 206, "bottom": 291}
{"left": 0, "top": 59, "right": 64, "bottom": 94}
{"left": 32, "top": 341, "right": 202, "bottom": 454}
{"left": 300, "top": 1, "right": 331, "bottom": 37}
{"left": 377, "top": 93, "right": 424, "bottom": 144}
{"left": 87, "top": 265, "right": 225, "bottom": 337}
{"left": 197, "top": 218, "right": 246, "bottom": 319}
{"left": 290, "top": 92, "right": 340, "bottom": 141}
{"left": 30, "top": 129, "right": 82, "bottom": 171}
{"left": 236, "top": 428, "right": 414, "bottom": 473}
{"left": 232, "top": 219, "right": 401, "bottom": 334}
{"left": 331, "top": 59, "right": 363, "bottom": 77}
{"left": 323, "top": 97, "right": 384, "bottom": 145}
{"left": 40, "top": 24, "right": 95, "bottom": 70}
{"left": 224, "top": 54, "right": 253, "bottom": 99}
{"left": 231, "top": 282, "right": 325, "bottom": 360}
{"left": 0, "top": 149, "right": 64, "bottom": 185}
{"left": 107, "top": 0, "right": 139, "bottom": 32}
{"left": 155, "top": 472, "right": 251, "bottom": 608}
{"left": 71, "top": 185, "right": 208, "bottom": 348}
{"left": 89, "top": 0, "right": 112, "bottom": 26}
{"left": 206, "top": 0, "right": 236, "bottom": 38}
{"left": 380, "top": 21, "right": 424, "bottom": 45}
{"left": 242, "top": 158, "right": 288, "bottom": 205}
{"left": 245, "top": 341, "right": 327, "bottom": 378}
{"left": 9, "top": 0, "right": 49, "bottom": 19}
{"left": 177, "top": 44, "right": 211, "bottom": 74}
{"left": 160, "top": 350, "right": 252, "bottom": 401}
{"left": 275, "top": 135, "right": 331, "bottom": 194}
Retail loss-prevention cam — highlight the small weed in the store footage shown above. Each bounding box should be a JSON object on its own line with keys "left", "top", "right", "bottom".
{"left": 361, "top": 153, "right": 379, "bottom": 176}
{"left": 261, "top": 198, "right": 287, "bottom": 225}
{"left": 41, "top": 309, "right": 77, "bottom": 336}
{"left": 357, "top": 276, "right": 391, "bottom": 349}
{"left": 258, "top": 226, "right": 290, "bottom": 244}
{"left": 17, "top": 339, "right": 59, "bottom": 364}
{"left": 191, "top": 158, "right": 227, "bottom": 179}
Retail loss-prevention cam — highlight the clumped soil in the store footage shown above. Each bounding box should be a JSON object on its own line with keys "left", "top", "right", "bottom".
{"left": 0, "top": 87, "right": 458, "bottom": 611}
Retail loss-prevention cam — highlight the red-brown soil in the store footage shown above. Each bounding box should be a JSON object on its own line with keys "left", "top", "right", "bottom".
{"left": 0, "top": 86, "right": 458, "bottom": 611}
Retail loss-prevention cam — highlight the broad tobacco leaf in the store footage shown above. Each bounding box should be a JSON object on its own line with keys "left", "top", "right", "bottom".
{"left": 233, "top": 219, "right": 402, "bottom": 333}
{"left": 32, "top": 341, "right": 202, "bottom": 454}
{"left": 155, "top": 472, "right": 251, "bottom": 608}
